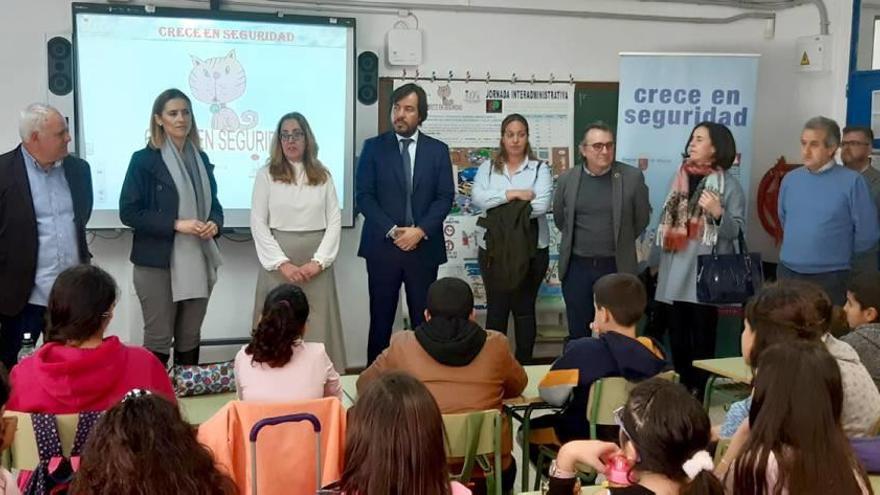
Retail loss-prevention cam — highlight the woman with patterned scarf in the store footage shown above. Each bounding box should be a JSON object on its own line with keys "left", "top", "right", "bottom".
{"left": 654, "top": 122, "right": 746, "bottom": 397}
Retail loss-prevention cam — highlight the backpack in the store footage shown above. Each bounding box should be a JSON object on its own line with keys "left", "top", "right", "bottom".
{"left": 24, "top": 412, "right": 101, "bottom": 495}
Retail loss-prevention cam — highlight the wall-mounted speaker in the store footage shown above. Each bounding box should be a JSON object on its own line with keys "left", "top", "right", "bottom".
{"left": 357, "top": 51, "right": 379, "bottom": 105}
{"left": 47, "top": 36, "right": 73, "bottom": 96}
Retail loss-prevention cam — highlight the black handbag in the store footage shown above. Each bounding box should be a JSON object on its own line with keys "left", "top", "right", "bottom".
{"left": 696, "top": 229, "right": 763, "bottom": 304}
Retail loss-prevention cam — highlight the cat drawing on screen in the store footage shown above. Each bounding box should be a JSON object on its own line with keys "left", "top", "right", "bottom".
{"left": 189, "top": 50, "right": 258, "bottom": 131}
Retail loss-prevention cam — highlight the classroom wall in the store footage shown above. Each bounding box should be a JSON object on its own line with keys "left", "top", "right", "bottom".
{"left": 858, "top": 1, "right": 880, "bottom": 69}
{"left": 0, "top": 0, "right": 854, "bottom": 368}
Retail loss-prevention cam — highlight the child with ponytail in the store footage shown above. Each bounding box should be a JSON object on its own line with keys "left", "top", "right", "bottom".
{"left": 546, "top": 378, "right": 723, "bottom": 495}
{"left": 234, "top": 284, "right": 341, "bottom": 401}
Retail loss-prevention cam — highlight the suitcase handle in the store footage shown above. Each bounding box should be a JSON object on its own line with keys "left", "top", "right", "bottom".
{"left": 249, "top": 413, "right": 322, "bottom": 495}
{"left": 249, "top": 413, "right": 321, "bottom": 441}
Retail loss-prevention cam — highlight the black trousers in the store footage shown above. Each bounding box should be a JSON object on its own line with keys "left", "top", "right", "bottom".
{"left": 668, "top": 301, "right": 718, "bottom": 395}
{"left": 561, "top": 255, "right": 618, "bottom": 340}
{"left": 478, "top": 247, "right": 549, "bottom": 363}
{"left": 0, "top": 303, "right": 46, "bottom": 370}
{"left": 366, "top": 253, "right": 439, "bottom": 364}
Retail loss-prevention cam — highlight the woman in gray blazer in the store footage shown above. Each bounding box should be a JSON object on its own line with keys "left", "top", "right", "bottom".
{"left": 655, "top": 121, "right": 746, "bottom": 396}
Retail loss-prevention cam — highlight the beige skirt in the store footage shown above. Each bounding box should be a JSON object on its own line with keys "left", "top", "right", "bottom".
{"left": 253, "top": 229, "right": 347, "bottom": 371}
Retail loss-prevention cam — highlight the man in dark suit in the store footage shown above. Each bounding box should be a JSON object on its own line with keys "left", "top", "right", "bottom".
{"left": 356, "top": 83, "right": 455, "bottom": 364}
{"left": 0, "top": 104, "right": 93, "bottom": 369}
{"left": 553, "top": 122, "right": 650, "bottom": 340}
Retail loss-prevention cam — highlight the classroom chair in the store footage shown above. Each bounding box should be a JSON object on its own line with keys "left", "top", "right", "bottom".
{"left": 197, "top": 397, "right": 346, "bottom": 495}
{"left": 444, "top": 409, "right": 504, "bottom": 495}
{"left": 2, "top": 412, "right": 79, "bottom": 471}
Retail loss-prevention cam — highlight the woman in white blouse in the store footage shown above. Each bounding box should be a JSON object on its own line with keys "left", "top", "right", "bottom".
{"left": 250, "top": 112, "right": 346, "bottom": 370}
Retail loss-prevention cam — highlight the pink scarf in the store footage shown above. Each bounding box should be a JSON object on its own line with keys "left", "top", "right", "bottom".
{"left": 657, "top": 160, "right": 724, "bottom": 252}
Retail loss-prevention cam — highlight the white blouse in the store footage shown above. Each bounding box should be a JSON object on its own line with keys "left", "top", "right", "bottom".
{"left": 250, "top": 162, "right": 342, "bottom": 270}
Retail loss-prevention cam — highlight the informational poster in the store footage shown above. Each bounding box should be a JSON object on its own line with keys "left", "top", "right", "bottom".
{"left": 394, "top": 80, "right": 575, "bottom": 306}
{"left": 616, "top": 53, "right": 759, "bottom": 254}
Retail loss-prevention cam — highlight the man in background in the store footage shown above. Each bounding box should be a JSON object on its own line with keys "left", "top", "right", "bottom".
{"left": 0, "top": 103, "right": 93, "bottom": 369}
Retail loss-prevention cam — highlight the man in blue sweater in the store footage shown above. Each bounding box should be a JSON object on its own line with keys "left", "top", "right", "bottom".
{"left": 778, "top": 116, "right": 880, "bottom": 304}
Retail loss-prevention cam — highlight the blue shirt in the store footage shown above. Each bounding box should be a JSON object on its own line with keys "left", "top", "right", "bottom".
{"left": 720, "top": 395, "right": 751, "bottom": 437}
{"left": 470, "top": 158, "right": 553, "bottom": 249}
{"left": 779, "top": 163, "right": 880, "bottom": 273}
{"left": 20, "top": 146, "right": 79, "bottom": 306}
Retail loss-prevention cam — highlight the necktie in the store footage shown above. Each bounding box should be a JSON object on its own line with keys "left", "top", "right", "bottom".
{"left": 400, "top": 138, "right": 414, "bottom": 226}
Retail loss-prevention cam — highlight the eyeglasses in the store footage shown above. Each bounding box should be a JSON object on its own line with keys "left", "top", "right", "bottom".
{"left": 614, "top": 406, "right": 640, "bottom": 462}
{"left": 613, "top": 406, "right": 630, "bottom": 439}
{"left": 583, "top": 141, "right": 615, "bottom": 152}
{"left": 279, "top": 131, "right": 305, "bottom": 142}
{"left": 841, "top": 140, "right": 871, "bottom": 147}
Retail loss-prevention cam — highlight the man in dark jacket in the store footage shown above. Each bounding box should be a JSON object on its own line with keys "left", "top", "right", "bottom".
{"left": 0, "top": 103, "right": 93, "bottom": 369}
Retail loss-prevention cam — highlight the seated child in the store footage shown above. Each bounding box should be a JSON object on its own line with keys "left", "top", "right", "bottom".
{"left": 842, "top": 271, "right": 880, "bottom": 390}
{"left": 358, "top": 278, "right": 525, "bottom": 493}
{"left": 8, "top": 265, "right": 174, "bottom": 413}
{"left": 71, "top": 390, "right": 237, "bottom": 494}
{"left": 532, "top": 273, "right": 668, "bottom": 454}
{"left": 546, "top": 378, "right": 722, "bottom": 495}
{"left": 721, "top": 281, "right": 880, "bottom": 438}
{"left": 235, "top": 284, "right": 341, "bottom": 402}
{"left": 330, "top": 371, "right": 470, "bottom": 495}
{"left": 722, "top": 341, "right": 870, "bottom": 494}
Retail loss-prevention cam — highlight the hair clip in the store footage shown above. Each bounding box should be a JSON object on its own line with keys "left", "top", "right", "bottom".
{"left": 122, "top": 388, "right": 152, "bottom": 402}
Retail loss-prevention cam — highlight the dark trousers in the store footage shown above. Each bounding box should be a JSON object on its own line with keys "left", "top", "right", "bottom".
{"left": 366, "top": 253, "right": 439, "bottom": 364}
{"left": 561, "top": 255, "right": 618, "bottom": 340}
{"left": 0, "top": 304, "right": 47, "bottom": 370}
{"left": 777, "top": 263, "right": 849, "bottom": 306}
{"left": 668, "top": 301, "right": 718, "bottom": 395}
{"left": 478, "top": 247, "right": 549, "bottom": 363}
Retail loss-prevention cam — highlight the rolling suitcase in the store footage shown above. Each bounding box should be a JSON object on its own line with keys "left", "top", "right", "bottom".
{"left": 249, "top": 413, "right": 328, "bottom": 494}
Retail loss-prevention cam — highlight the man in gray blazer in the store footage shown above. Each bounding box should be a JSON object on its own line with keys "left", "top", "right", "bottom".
{"left": 842, "top": 125, "right": 880, "bottom": 274}
{"left": 553, "top": 122, "right": 650, "bottom": 339}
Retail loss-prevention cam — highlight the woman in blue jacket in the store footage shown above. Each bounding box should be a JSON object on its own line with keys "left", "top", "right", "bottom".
{"left": 120, "top": 88, "right": 223, "bottom": 366}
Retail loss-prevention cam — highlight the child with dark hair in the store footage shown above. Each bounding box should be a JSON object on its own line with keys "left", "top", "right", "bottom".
{"left": 725, "top": 341, "right": 870, "bottom": 494}
{"left": 720, "top": 281, "right": 880, "bottom": 438}
{"left": 71, "top": 390, "right": 238, "bottom": 495}
{"left": 532, "top": 274, "right": 668, "bottom": 456}
{"left": 842, "top": 271, "right": 880, "bottom": 389}
{"left": 333, "top": 371, "right": 470, "bottom": 495}
{"left": 8, "top": 265, "right": 174, "bottom": 413}
{"left": 547, "top": 378, "right": 723, "bottom": 495}
{"left": 358, "top": 277, "right": 525, "bottom": 493}
{"left": 234, "top": 284, "right": 341, "bottom": 401}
